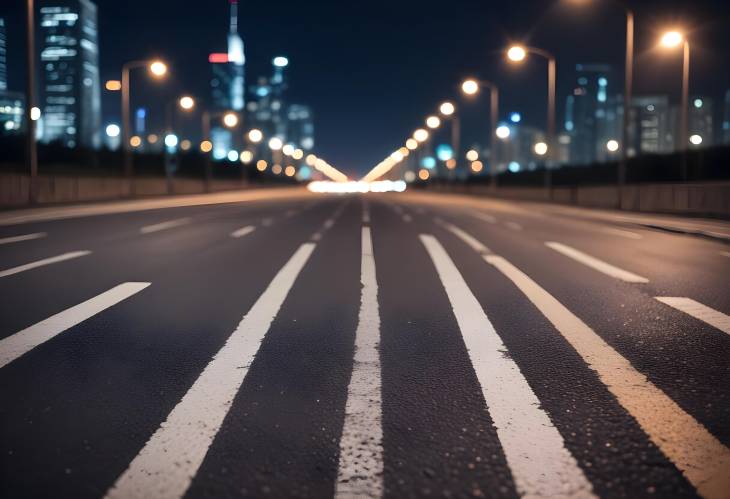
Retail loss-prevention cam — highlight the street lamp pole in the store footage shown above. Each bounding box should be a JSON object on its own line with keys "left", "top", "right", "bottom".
{"left": 680, "top": 40, "right": 690, "bottom": 180}
{"left": 619, "top": 10, "right": 634, "bottom": 189}
{"left": 202, "top": 111, "right": 212, "bottom": 192}
{"left": 25, "top": 0, "right": 38, "bottom": 203}
{"left": 461, "top": 79, "right": 499, "bottom": 189}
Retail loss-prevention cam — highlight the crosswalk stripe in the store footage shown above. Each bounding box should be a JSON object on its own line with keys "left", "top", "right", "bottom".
{"left": 0, "top": 232, "right": 47, "bottom": 245}
{"left": 230, "top": 226, "right": 256, "bottom": 238}
{"left": 601, "top": 227, "right": 642, "bottom": 240}
{"left": 139, "top": 218, "right": 191, "bottom": 234}
{"left": 0, "top": 250, "right": 91, "bottom": 278}
{"left": 546, "top": 242, "right": 649, "bottom": 283}
{"left": 335, "top": 227, "right": 384, "bottom": 498}
{"left": 484, "top": 254, "right": 730, "bottom": 499}
{"left": 655, "top": 297, "right": 730, "bottom": 336}
{"left": 421, "top": 234, "right": 596, "bottom": 499}
{"left": 105, "top": 243, "right": 316, "bottom": 499}
{"left": 0, "top": 282, "right": 150, "bottom": 369}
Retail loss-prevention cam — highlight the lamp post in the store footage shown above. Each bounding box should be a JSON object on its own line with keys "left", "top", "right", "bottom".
{"left": 25, "top": 0, "right": 38, "bottom": 203}
{"left": 462, "top": 78, "right": 500, "bottom": 189}
{"left": 121, "top": 60, "right": 167, "bottom": 195}
{"left": 439, "top": 101, "right": 460, "bottom": 180}
{"left": 660, "top": 30, "right": 690, "bottom": 180}
{"left": 506, "top": 45, "right": 556, "bottom": 197}
{"left": 163, "top": 96, "right": 195, "bottom": 194}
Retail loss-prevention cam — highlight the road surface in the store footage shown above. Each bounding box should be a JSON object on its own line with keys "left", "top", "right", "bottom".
{"left": 1, "top": 188, "right": 729, "bottom": 499}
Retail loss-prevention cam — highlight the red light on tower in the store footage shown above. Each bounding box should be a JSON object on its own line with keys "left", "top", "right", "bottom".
{"left": 209, "top": 53, "right": 229, "bottom": 64}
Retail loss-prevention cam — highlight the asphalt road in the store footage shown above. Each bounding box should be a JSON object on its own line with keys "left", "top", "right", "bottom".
{"left": 1, "top": 188, "right": 729, "bottom": 499}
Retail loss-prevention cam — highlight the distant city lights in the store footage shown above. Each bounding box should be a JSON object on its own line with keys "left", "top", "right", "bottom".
{"left": 471, "top": 161, "right": 484, "bottom": 173}
{"left": 105, "top": 80, "right": 122, "bottom": 91}
{"left": 466, "top": 149, "right": 479, "bottom": 161}
{"left": 248, "top": 129, "right": 263, "bottom": 143}
{"left": 496, "top": 125, "right": 511, "bottom": 139}
{"left": 689, "top": 134, "right": 703, "bottom": 145}
{"left": 273, "top": 56, "right": 289, "bottom": 67}
{"left": 440, "top": 102, "right": 456, "bottom": 116}
{"left": 461, "top": 79, "right": 479, "bottom": 95}
{"left": 533, "top": 142, "right": 548, "bottom": 156}
{"left": 307, "top": 180, "right": 406, "bottom": 194}
{"left": 509, "top": 112, "right": 522, "bottom": 123}
{"left": 30, "top": 107, "right": 41, "bottom": 121}
{"left": 268, "top": 137, "right": 283, "bottom": 150}
{"left": 105, "top": 124, "right": 120, "bottom": 137}
{"left": 164, "top": 134, "right": 178, "bottom": 148}
{"left": 200, "top": 140, "right": 213, "bottom": 153}
{"left": 227, "top": 150, "right": 239, "bottom": 162}
{"left": 606, "top": 139, "right": 620, "bottom": 152}
{"left": 426, "top": 116, "right": 441, "bottom": 129}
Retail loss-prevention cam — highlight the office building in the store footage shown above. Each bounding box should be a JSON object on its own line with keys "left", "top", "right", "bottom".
{"left": 629, "top": 96, "right": 673, "bottom": 154}
{"left": 287, "top": 104, "right": 314, "bottom": 151}
{"left": 38, "top": 0, "right": 102, "bottom": 149}
{"left": 688, "top": 96, "right": 713, "bottom": 147}
{"left": 0, "top": 18, "right": 7, "bottom": 91}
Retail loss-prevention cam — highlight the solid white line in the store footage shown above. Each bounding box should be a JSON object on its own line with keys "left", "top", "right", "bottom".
{"left": 485, "top": 254, "right": 730, "bottom": 499}
{"left": 444, "top": 223, "right": 491, "bottom": 254}
{"left": 335, "top": 227, "right": 383, "bottom": 498}
{"left": 655, "top": 297, "right": 730, "bottom": 336}
{"left": 601, "top": 227, "right": 643, "bottom": 240}
{"left": 420, "top": 235, "right": 595, "bottom": 499}
{"left": 324, "top": 219, "right": 335, "bottom": 230}
{"left": 0, "top": 282, "right": 150, "bottom": 369}
{"left": 140, "top": 218, "right": 191, "bottom": 234}
{"left": 362, "top": 203, "right": 370, "bottom": 224}
{"left": 505, "top": 222, "right": 523, "bottom": 231}
{"left": 546, "top": 242, "right": 649, "bottom": 283}
{"left": 105, "top": 243, "right": 315, "bottom": 499}
{"left": 402, "top": 214, "right": 413, "bottom": 223}
{"left": 0, "top": 232, "right": 47, "bottom": 245}
{"left": 471, "top": 212, "right": 497, "bottom": 224}
{"left": 230, "top": 226, "right": 256, "bottom": 238}
{"left": 0, "top": 250, "right": 91, "bottom": 278}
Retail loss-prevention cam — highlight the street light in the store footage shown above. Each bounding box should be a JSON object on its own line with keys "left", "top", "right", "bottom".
{"left": 179, "top": 96, "right": 195, "bottom": 110}
{"left": 689, "top": 134, "right": 702, "bottom": 146}
{"left": 268, "top": 137, "right": 284, "bottom": 151}
{"left": 413, "top": 129, "right": 429, "bottom": 142}
{"left": 406, "top": 138, "right": 418, "bottom": 150}
{"left": 201, "top": 110, "right": 239, "bottom": 191}
{"left": 466, "top": 149, "right": 479, "bottom": 161}
{"left": 439, "top": 102, "right": 455, "bottom": 116}
{"left": 223, "top": 112, "right": 239, "bottom": 128}
{"left": 659, "top": 29, "right": 690, "bottom": 167}
{"left": 534, "top": 142, "right": 548, "bottom": 156}
{"left": 121, "top": 59, "right": 169, "bottom": 193}
{"left": 461, "top": 78, "right": 499, "bottom": 186}
{"left": 506, "top": 45, "right": 556, "bottom": 163}
{"left": 426, "top": 116, "right": 441, "bottom": 129}
{"left": 496, "top": 125, "right": 511, "bottom": 139}
{"left": 606, "top": 139, "right": 620, "bottom": 152}
{"left": 248, "top": 129, "right": 263, "bottom": 143}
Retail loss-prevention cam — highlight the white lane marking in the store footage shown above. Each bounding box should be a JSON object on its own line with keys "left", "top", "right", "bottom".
{"left": 546, "top": 242, "right": 649, "bottom": 284}
{"left": 444, "top": 223, "right": 491, "bottom": 255}
{"left": 601, "top": 227, "right": 643, "bottom": 240}
{"left": 140, "top": 218, "right": 191, "bottom": 234}
{"left": 324, "top": 219, "right": 335, "bottom": 230}
{"left": 415, "top": 207, "right": 426, "bottom": 215}
{"left": 471, "top": 212, "right": 497, "bottom": 224}
{"left": 336, "top": 227, "right": 384, "bottom": 498}
{"left": 362, "top": 203, "right": 370, "bottom": 224}
{"left": 261, "top": 218, "right": 274, "bottom": 227}
{"left": 485, "top": 253, "right": 730, "bottom": 499}
{"left": 402, "top": 214, "right": 413, "bottom": 223}
{"left": 0, "top": 232, "right": 47, "bottom": 245}
{"left": 392, "top": 205, "right": 404, "bottom": 215}
{"left": 284, "top": 209, "right": 298, "bottom": 218}
{"left": 230, "top": 226, "right": 256, "bottom": 238}
{"left": 0, "top": 250, "right": 91, "bottom": 278}
{"left": 0, "top": 282, "right": 149, "bottom": 369}
{"left": 420, "top": 235, "right": 595, "bottom": 499}
{"left": 655, "top": 297, "right": 730, "bottom": 336}
{"left": 505, "top": 222, "right": 523, "bottom": 231}
{"left": 721, "top": 251, "right": 730, "bottom": 258}
{"left": 105, "top": 243, "right": 315, "bottom": 499}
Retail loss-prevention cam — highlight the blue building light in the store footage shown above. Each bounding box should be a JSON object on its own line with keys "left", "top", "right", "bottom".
{"left": 509, "top": 112, "right": 521, "bottom": 123}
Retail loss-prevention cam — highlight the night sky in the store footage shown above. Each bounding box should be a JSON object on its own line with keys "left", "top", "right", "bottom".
{"left": 2, "top": 0, "right": 730, "bottom": 175}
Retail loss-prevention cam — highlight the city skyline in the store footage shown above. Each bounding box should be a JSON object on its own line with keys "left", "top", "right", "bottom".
{"left": 1, "top": 0, "right": 730, "bottom": 175}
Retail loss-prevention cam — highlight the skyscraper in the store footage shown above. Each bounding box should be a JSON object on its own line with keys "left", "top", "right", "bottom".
{"left": 209, "top": 0, "right": 245, "bottom": 157}
{"left": 287, "top": 104, "right": 314, "bottom": 151}
{"left": 38, "top": 0, "right": 102, "bottom": 149}
{"left": 630, "top": 96, "right": 673, "bottom": 154}
{"left": 0, "top": 18, "right": 7, "bottom": 91}
{"left": 564, "top": 64, "right": 618, "bottom": 165}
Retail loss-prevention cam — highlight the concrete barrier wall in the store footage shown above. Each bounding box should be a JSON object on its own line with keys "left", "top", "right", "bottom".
{"left": 0, "top": 173, "right": 249, "bottom": 208}
{"left": 430, "top": 181, "right": 730, "bottom": 218}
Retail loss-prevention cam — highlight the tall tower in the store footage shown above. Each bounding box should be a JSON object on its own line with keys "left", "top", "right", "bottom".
{"left": 0, "top": 18, "right": 7, "bottom": 91}
{"left": 38, "top": 0, "right": 102, "bottom": 149}
{"left": 227, "top": 0, "right": 245, "bottom": 111}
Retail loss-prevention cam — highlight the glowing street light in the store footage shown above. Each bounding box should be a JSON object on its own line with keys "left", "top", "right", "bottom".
{"left": 240, "top": 150, "right": 254, "bottom": 164}
{"left": 426, "top": 116, "right": 441, "bottom": 129}
{"left": 390, "top": 150, "right": 404, "bottom": 162}
{"left": 282, "top": 144, "right": 295, "bottom": 156}
{"left": 164, "top": 134, "right": 178, "bottom": 148}
{"left": 466, "top": 149, "right": 479, "bottom": 161}
{"left": 149, "top": 60, "right": 168, "bottom": 77}
{"left": 496, "top": 125, "right": 511, "bottom": 139}
{"left": 293, "top": 149, "right": 304, "bottom": 160}
{"left": 223, "top": 112, "right": 238, "bottom": 128}
{"left": 418, "top": 169, "right": 430, "bottom": 181}
{"left": 689, "top": 134, "right": 702, "bottom": 146}
{"left": 660, "top": 31, "right": 684, "bottom": 48}
{"left": 105, "top": 80, "right": 122, "bottom": 91}
{"left": 200, "top": 140, "right": 213, "bottom": 153}
{"left": 30, "top": 107, "right": 41, "bottom": 121}
{"left": 130, "top": 136, "right": 142, "bottom": 148}
{"left": 248, "top": 129, "right": 263, "bottom": 143}
{"left": 507, "top": 45, "right": 527, "bottom": 62}
{"left": 413, "top": 129, "right": 429, "bottom": 142}
{"left": 461, "top": 79, "right": 479, "bottom": 95}
{"left": 534, "top": 142, "right": 548, "bottom": 156}
{"left": 179, "top": 96, "right": 195, "bottom": 110}
{"left": 606, "top": 139, "right": 620, "bottom": 152}
{"left": 439, "top": 102, "right": 455, "bottom": 116}
{"left": 659, "top": 29, "right": 691, "bottom": 176}
{"left": 105, "top": 124, "right": 120, "bottom": 137}
{"left": 471, "top": 161, "right": 484, "bottom": 173}
{"left": 268, "top": 137, "right": 283, "bottom": 150}
{"left": 256, "top": 160, "right": 268, "bottom": 171}
{"left": 406, "top": 138, "right": 418, "bottom": 150}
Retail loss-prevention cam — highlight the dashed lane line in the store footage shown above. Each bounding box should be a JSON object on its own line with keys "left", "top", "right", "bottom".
{"left": 139, "top": 218, "right": 191, "bottom": 234}
{"left": 335, "top": 227, "right": 384, "bottom": 498}
{"left": 0, "top": 250, "right": 91, "bottom": 278}
{"left": 0, "top": 232, "right": 47, "bottom": 245}
{"left": 655, "top": 297, "right": 730, "bottom": 337}
{"left": 421, "top": 234, "right": 595, "bottom": 499}
{"left": 546, "top": 242, "right": 649, "bottom": 283}
{"left": 230, "top": 226, "right": 256, "bottom": 238}
{"left": 105, "top": 243, "right": 315, "bottom": 499}
{"left": 0, "top": 282, "right": 150, "bottom": 369}
{"left": 601, "top": 227, "right": 643, "bottom": 240}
